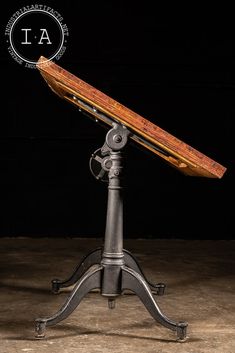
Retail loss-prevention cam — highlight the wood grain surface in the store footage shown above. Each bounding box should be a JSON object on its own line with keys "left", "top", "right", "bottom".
{"left": 37, "top": 56, "right": 226, "bottom": 178}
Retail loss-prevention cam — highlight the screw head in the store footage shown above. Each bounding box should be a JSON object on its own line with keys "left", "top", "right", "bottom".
{"left": 113, "top": 134, "right": 122, "bottom": 143}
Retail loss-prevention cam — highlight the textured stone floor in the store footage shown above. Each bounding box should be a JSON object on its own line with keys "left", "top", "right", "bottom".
{"left": 0, "top": 238, "right": 235, "bottom": 353}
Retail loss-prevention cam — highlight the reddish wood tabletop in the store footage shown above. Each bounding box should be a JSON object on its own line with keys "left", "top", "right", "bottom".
{"left": 37, "top": 56, "right": 226, "bottom": 178}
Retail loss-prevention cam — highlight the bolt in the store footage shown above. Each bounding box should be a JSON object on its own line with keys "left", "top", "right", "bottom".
{"left": 104, "top": 159, "right": 112, "bottom": 169}
{"left": 113, "top": 134, "right": 122, "bottom": 143}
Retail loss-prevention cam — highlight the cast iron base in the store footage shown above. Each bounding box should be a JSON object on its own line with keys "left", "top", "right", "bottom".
{"left": 35, "top": 261, "right": 187, "bottom": 342}
{"left": 35, "top": 124, "right": 188, "bottom": 342}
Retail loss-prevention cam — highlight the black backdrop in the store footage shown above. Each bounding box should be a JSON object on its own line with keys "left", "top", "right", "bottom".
{"left": 0, "top": 2, "right": 233, "bottom": 239}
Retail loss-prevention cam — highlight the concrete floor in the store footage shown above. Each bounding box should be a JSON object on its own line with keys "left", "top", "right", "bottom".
{"left": 0, "top": 238, "right": 235, "bottom": 353}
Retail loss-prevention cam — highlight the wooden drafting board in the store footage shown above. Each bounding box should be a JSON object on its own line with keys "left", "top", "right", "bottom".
{"left": 37, "top": 56, "right": 226, "bottom": 178}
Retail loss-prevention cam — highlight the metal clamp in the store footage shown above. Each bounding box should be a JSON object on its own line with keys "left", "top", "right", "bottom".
{"left": 89, "top": 124, "right": 130, "bottom": 182}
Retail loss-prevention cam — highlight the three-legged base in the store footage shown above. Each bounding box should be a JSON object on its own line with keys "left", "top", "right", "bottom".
{"left": 35, "top": 248, "right": 187, "bottom": 342}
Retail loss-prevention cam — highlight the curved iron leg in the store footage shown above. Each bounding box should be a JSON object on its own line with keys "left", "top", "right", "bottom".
{"left": 121, "top": 266, "right": 188, "bottom": 341}
{"left": 36, "top": 265, "right": 103, "bottom": 338}
{"left": 52, "top": 248, "right": 102, "bottom": 293}
{"left": 123, "top": 249, "right": 165, "bottom": 295}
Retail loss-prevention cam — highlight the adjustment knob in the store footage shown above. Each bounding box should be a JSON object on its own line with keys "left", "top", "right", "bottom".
{"left": 89, "top": 148, "right": 110, "bottom": 182}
